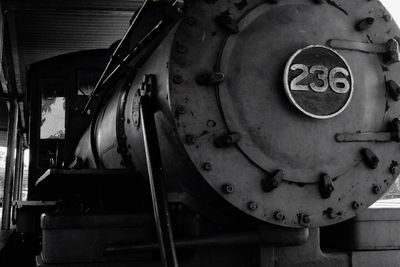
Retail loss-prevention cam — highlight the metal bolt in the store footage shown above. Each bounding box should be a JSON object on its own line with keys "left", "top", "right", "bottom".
{"left": 352, "top": 201, "right": 361, "bottom": 210}
{"left": 302, "top": 215, "right": 311, "bottom": 224}
{"left": 261, "top": 170, "right": 284, "bottom": 193}
{"left": 355, "top": 17, "right": 375, "bottom": 31}
{"left": 127, "top": 119, "right": 130, "bottom": 124}
{"left": 372, "top": 185, "right": 382, "bottom": 194}
{"left": 186, "top": 16, "right": 197, "bottom": 25}
{"left": 214, "top": 132, "right": 241, "bottom": 148}
{"left": 177, "top": 44, "right": 188, "bottom": 54}
{"left": 173, "top": 75, "right": 183, "bottom": 84}
{"left": 274, "top": 211, "right": 285, "bottom": 221}
{"left": 387, "top": 80, "right": 400, "bottom": 101}
{"left": 176, "top": 105, "right": 186, "bottom": 115}
{"left": 222, "top": 184, "right": 235, "bottom": 194}
{"left": 385, "top": 38, "right": 400, "bottom": 65}
{"left": 185, "top": 134, "right": 196, "bottom": 145}
{"left": 248, "top": 201, "right": 258, "bottom": 211}
{"left": 196, "top": 72, "right": 225, "bottom": 85}
{"left": 361, "top": 148, "right": 380, "bottom": 169}
{"left": 203, "top": 162, "right": 212, "bottom": 171}
{"left": 320, "top": 173, "right": 335, "bottom": 199}
{"left": 326, "top": 208, "right": 338, "bottom": 219}
{"left": 313, "top": 0, "right": 323, "bottom": 4}
{"left": 383, "top": 14, "right": 392, "bottom": 22}
{"left": 390, "top": 161, "right": 399, "bottom": 175}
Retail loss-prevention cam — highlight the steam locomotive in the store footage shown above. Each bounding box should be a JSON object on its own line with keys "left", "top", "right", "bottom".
{"left": 8, "top": 0, "right": 400, "bottom": 266}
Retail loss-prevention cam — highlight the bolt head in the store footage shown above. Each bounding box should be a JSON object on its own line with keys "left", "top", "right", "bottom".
{"left": 173, "top": 75, "right": 183, "bottom": 84}
{"left": 186, "top": 16, "right": 197, "bottom": 25}
{"left": 372, "top": 185, "right": 382, "bottom": 194}
{"left": 185, "top": 134, "right": 196, "bottom": 145}
{"left": 176, "top": 105, "right": 186, "bottom": 115}
{"left": 248, "top": 201, "right": 258, "bottom": 211}
{"left": 327, "top": 185, "right": 335, "bottom": 193}
{"left": 352, "top": 201, "right": 361, "bottom": 210}
{"left": 203, "top": 162, "right": 212, "bottom": 171}
{"left": 222, "top": 184, "right": 234, "bottom": 194}
{"left": 303, "top": 215, "right": 311, "bottom": 224}
{"left": 274, "top": 211, "right": 285, "bottom": 221}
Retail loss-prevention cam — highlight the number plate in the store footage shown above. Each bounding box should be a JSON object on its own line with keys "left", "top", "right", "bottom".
{"left": 284, "top": 45, "right": 354, "bottom": 119}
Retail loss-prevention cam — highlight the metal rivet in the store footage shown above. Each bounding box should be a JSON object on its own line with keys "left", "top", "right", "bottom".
{"left": 383, "top": 14, "right": 392, "bottom": 22}
{"left": 185, "top": 134, "right": 196, "bottom": 145}
{"left": 177, "top": 44, "right": 188, "bottom": 54}
{"left": 127, "top": 119, "right": 130, "bottom": 124}
{"left": 214, "top": 132, "right": 241, "bottom": 148}
{"left": 302, "top": 214, "right": 311, "bottom": 224}
{"left": 372, "top": 185, "right": 382, "bottom": 194}
{"left": 274, "top": 210, "right": 285, "bottom": 221}
{"left": 320, "top": 173, "right": 335, "bottom": 199}
{"left": 248, "top": 201, "right": 258, "bottom": 211}
{"left": 387, "top": 80, "right": 400, "bottom": 101}
{"left": 313, "top": 0, "right": 323, "bottom": 4}
{"left": 355, "top": 17, "right": 375, "bottom": 31}
{"left": 326, "top": 208, "right": 338, "bottom": 219}
{"left": 203, "top": 162, "right": 212, "bottom": 171}
{"left": 390, "top": 161, "right": 399, "bottom": 175}
{"left": 186, "top": 16, "right": 197, "bottom": 25}
{"left": 196, "top": 72, "right": 225, "bottom": 85}
{"left": 222, "top": 184, "right": 235, "bottom": 194}
{"left": 173, "top": 75, "right": 183, "bottom": 84}
{"left": 352, "top": 201, "right": 361, "bottom": 210}
{"left": 176, "top": 105, "right": 186, "bottom": 115}
{"left": 268, "top": 0, "right": 278, "bottom": 3}
{"left": 261, "top": 170, "right": 284, "bottom": 193}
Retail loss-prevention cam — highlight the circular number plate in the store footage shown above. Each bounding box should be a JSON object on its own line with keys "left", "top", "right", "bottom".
{"left": 284, "top": 45, "right": 354, "bottom": 119}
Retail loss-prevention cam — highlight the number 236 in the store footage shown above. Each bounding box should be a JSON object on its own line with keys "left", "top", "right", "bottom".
{"left": 290, "top": 64, "right": 351, "bottom": 94}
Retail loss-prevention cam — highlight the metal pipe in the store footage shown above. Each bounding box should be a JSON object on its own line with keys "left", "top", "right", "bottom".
{"left": 13, "top": 132, "right": 23, "bottom": 201}
{"left": 140, "top": 95, "right": 179, "bottom": 267}
{"left": 82, "top": 0, "right": 152, "bottom": 115}
{"left": 1, "top": 100, "right": 18, "bottom": 230}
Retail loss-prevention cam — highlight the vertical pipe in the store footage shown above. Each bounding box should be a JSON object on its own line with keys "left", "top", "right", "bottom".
{"left": 13, "top": 132, "right": 23, "bottom": 201}
{"left": 2, "top": 100, "right": 18, "bottom": 230}
{"left": 140, "top": 95, "right": 179, "bottom": 267}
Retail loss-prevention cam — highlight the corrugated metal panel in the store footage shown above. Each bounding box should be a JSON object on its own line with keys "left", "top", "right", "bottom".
{"left": 4, "top": 0, "right": 144, "bottom": 94}
{"left": 4, "top": 0, "right": 143, "bottom": 12}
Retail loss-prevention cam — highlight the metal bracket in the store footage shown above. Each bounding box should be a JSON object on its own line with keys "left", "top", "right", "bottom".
{"left": 329, "top": 38, "right": 400, "bottom": 64}
{"left": 335, "top": 119, "right": 400, "bottom": 143}
{"left": 261, "top": 170, "right": 284, "bottom": 193}
{"left": 133, "top": 74, "right": 157, "bottom": 129}
{"left": 319, "top": 173, "right": 334, "bottom": 199}
{"left": 214, "top": 132, "right": 241, "bottom": 148}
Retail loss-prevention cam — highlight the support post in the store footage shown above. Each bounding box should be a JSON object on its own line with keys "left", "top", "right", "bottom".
{"left": 2, "top": 100, "right": 18, "bottom": 230}
{"left": 140, "top": 95, "right": 179, "bottom": 267}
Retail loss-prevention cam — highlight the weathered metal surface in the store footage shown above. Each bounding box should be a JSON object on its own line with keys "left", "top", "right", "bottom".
{"left": 73, "top": 0, "right": 400, "bottom": 229}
